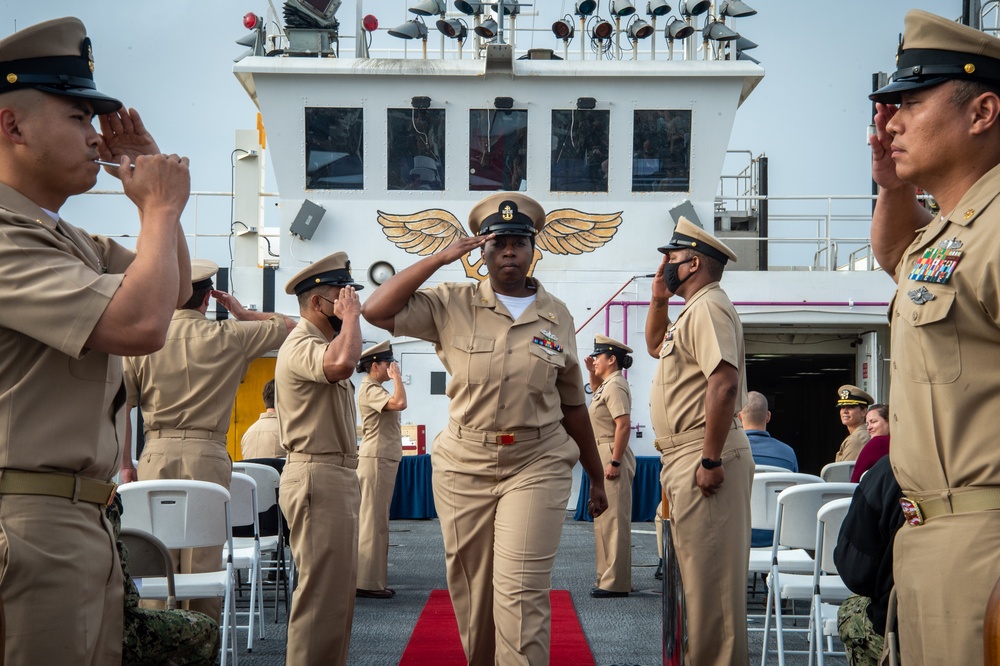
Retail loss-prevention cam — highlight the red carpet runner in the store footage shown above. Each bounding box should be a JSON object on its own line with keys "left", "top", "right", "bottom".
{"left": 399, "top": 589, "right": 596, "bottom": 665}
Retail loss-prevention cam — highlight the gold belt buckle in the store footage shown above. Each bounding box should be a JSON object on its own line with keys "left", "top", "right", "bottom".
{"left": 899, "top": 497, "right": 924, "bottom": 526}
{"left": 496, "top": 433, "right": 515, "bottom": 446}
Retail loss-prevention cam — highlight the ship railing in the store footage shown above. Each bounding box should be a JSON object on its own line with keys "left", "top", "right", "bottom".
{"left": 77, "top": 188, "right": 879, "bottom": 273}
{"left": 716, "top": 193, "right": 878, "bottom": 271}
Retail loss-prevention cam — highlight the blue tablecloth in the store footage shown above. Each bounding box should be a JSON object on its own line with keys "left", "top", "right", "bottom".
{"left": 389, "top": 454, "right": 437, "bottom": 519}
{"left": 574, "top": 455, "right": 661, "bottom": 522}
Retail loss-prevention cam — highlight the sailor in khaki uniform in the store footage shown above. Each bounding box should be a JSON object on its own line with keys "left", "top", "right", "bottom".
{"left": 869, "top": 11, "right": 1000, "bottom": 664}
{"left": 277, "top": 252, "right": 363, "bottom": 666}
{"left": 356, "top": 341, "right": 407, "bottom": 598}
{"left": 0, "top": 17, "right": 192, "bottom": 663}
{"left": 644, "top": 217, "right": 753, "bottom": 666}
{"left": 363, "top": 192, "right": 609, "bottom": 665}
{"left": 585, "top": 335, "right": 636, "bottom": 598}
{"left": 240, "top": 379, "right": 285, "bottom": 459}
{"left": 123, "top": 258, "right": 292, "bottom": 619}
{"left": 834, "top": 384, "right": 873, "bottom": 463}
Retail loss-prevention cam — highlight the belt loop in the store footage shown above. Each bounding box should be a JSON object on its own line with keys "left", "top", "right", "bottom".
{"left": 943, "top": 489, "right": 954, "bottom": 513}
{"left": 71, "top": 475, "right": 81, "bottom": 504}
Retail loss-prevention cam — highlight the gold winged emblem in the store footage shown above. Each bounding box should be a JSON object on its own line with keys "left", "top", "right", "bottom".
{"left": 376, "top": 207, "right": 623, "bottom": 281}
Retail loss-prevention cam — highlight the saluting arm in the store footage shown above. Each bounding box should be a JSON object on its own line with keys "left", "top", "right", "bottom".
{"left": 645, "top": 257, "right": 673, "bottom": 357}
{"left": 869, "top": 103, "right": 932, "bottom": 280}
{"left": 323, "top": 286, "right": 363, "bottom": 382}
{"left": 361, "top": 234, "right": 493, "bottom": 332}
{"left": 384, "top": 361, "right": 408, "bottom": 411}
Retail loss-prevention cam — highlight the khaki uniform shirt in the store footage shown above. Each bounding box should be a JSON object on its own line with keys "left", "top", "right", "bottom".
{"left": 123, "top": 310, "right": 287, "bottom": 435}
{"left": 275, "top": 319, "right": 357, "bottom": 456}
{"left": 393, "top": 278, "right": 585, "bottom": 430}
{"left": 835, "top": 428, "right": 870, "bottom": 463}
{"left": 240, "top": 412, "right": 284, "bottom": 459}
{"left": 0, "top": 183, "right": 133, "bottom": 479}
{"left": 889, "top": 162, "right": 1000, "bottom": 492}
{"left": 649, "top": 282, "right": 747, "bottom": 437}
{"left": 589, "top": 371, "right": 631, "bottom": 442}
{"left": 358, "top": 375, "right": 402, "bottom": 461}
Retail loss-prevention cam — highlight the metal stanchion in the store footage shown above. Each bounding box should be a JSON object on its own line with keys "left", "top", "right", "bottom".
{"left": 661, "top": 494, "right": 687, "bottom": 665}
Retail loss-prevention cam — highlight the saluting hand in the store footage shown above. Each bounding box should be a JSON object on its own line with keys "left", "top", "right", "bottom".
{"left": 98, "top": 107, "right": 160, "bottom": 180}
{"left": 387, "top": 361, "right": 402, "bottom": 380}
{"left": 334, "top": 285, "right": 361, "bottom": 320}
{"left": 584, "top": 355, "right": 597, "bottom": 375}
{"left": 211, "top": 290, "right": 250, "bottom": 319}
{"left": 870, "top": 103, "right": 905, "bottom": 190}
{"left": 651, "top": 256, "right": 674, "bottom": 302}
{"left": 438, "top": 233, "right": 495, "bottom": 265}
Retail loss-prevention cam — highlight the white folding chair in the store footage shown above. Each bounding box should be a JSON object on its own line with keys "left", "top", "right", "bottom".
{"left": 749, "top": 473, "right": 824, "bottom": 578}
{"left": 820, "top": 461, "right": 856, "bottom": 483}
{"left": 232, "top": 461, "right": 289, "bottom": 621}
{"left": 755, "top": 464, "right": 791, "bottom": 474}
{"left": 119, "top": 527, "right": 177, "bottom": 610}
{"left": 119, "top": 480, "right": 239, "bottom": 666}
{"left": 811, "top": 497, "right": 853, "bottom": 666}
{"left": 760, "top": 482, "right": 857, "bottom": 666}
{"left": 226, "top": 473, "right": 264, "bottom": 652}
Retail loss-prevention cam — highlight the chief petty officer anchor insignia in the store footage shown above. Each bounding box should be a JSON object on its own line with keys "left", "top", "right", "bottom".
{"left": 907, "top": 237, "right": 963, "bottom": 304}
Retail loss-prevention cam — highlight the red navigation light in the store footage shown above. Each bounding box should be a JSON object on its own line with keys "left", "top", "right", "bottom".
{"left": 363, "top": 14, "right": 379, "bottom": 32}
{"left": 243, "top": 12, "right": 260, "bottom": 30}
{"left": 593, "top": 21, "right": 613, "bottom": 40}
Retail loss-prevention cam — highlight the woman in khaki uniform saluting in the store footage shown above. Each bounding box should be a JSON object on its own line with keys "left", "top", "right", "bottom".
{"left": 355, "top": 340, "right": 407, "bottom": 598}
{"left": 362, "top": 192, "right": 609, "bottom": 665}
{"left": 585, "top": 335, "right": 636, "bottom": 598}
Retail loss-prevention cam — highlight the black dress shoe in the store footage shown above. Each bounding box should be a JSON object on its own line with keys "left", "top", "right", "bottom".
{"left": 654, "top": 558, "right": 664, "bottom": 581}
{"left": 356, "top": 588, "right": 395, "bottom": 599}
{"left": 590, "top": 588, "right": 628, "bottom": 598}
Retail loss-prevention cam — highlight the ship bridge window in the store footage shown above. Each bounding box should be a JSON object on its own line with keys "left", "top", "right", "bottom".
{"left": 305, "top": 108, "right": 364, "bottom": 190}
{"left": 550, "top": 109, "right": 609, "bottom": 193}
{"left": 387, "top": 108, "right": 446, "bottom": 191}
{"left": 631, "top": 110, "right": 691, "bottom": 193}
{"left": 469, "top": 109, "right": 528, "bottom": 192}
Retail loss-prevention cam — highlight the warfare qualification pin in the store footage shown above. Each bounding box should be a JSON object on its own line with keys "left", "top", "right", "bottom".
{"left": 907, "top": 286, "right": 935, "bottom": 305}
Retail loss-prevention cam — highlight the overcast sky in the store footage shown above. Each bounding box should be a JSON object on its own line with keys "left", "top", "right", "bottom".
{"left": 0, "top": 0, "right": 961, "bottom": 211}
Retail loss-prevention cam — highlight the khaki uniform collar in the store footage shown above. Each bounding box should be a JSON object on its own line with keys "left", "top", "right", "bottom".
{"left": 0, "top": 182, "right": 60, "bottom": 229}
{"left": 472, "top": 277, "right": 560, "bottom": 325}
{"left": 932, "top": 161, "right": 1000, "bottom": 233}
{"left": 172, "top": 309, "right": 208, "bottom": 321}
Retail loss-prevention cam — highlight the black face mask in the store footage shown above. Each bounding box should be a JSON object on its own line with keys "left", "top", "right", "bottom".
{"left": 318, "top": 294, "right": 343, "bottom": 334}
{"left": 663, "top": 259, "right": 694, "bottom": 293}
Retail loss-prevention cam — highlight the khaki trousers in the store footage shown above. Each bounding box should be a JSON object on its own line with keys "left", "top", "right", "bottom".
{"left": 281, "top": 457, "right": 360, "bottom": 666}
{"left": 660, "top": 429, "right": 753, "bottom": 666}
{"left": 357, "top": 455, "right": 400, "bottom": 591}
{"left": 433, "top": 422, "right": 579, "bottom": 666}
{"left": 138, "top": 437, "right": 232, "bottom": 621}
{"left": 594, "top": 440, "right": 635, "bottom": 592}
{"left": 893, "top": 509, "right": 1000, "bottom": 666}
{"left": 0, "top": 495, "right": 123, "bottom": 665}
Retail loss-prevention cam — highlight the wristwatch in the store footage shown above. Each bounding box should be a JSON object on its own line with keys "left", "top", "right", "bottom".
{"left": 610, "top": 460, "right": 621, "bottom": 468}
{"left": 701, "top": 457, "right": 723, "bottom": 469}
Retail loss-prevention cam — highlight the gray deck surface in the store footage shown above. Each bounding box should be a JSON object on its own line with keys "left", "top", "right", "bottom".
{"left": 230, "top": 515, "right": 840, "bottom": 665}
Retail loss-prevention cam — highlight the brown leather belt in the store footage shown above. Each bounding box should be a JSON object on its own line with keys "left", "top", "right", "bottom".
{"left": 0, "top": 469, "right": 117, "bottom": 506}
{"left": 448, "top": 420, "right": 562, "bottom": 446}
{"left": 900, "top": 486, "right": 1000, "bottom": 526}
{"left": 146, "top": 428, "right": 227, "bottom": 443}
{"left": 286, "top": 452, "right": 360, "bottom": 470}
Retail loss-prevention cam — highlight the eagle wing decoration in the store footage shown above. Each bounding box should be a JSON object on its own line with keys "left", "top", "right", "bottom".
{"left": 376, "top": 209, "right": 469, "bottom": 256}
{"left": 536, "top": 209, "right": 623, "bottom": 255}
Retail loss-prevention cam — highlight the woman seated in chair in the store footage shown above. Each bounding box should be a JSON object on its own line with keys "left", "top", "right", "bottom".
{"left": 851, "top": 404, "right": 890, "bottom": 483}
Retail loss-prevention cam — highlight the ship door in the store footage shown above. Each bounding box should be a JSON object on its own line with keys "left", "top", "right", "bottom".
{"left": 855, "top": 331, "right": 885, "bottom": 403}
